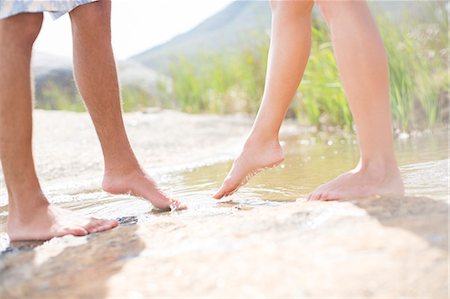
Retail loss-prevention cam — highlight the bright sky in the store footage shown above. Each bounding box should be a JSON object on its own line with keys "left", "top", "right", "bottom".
{"left": 34, "top": 0, "right": 233, "bottom": 60}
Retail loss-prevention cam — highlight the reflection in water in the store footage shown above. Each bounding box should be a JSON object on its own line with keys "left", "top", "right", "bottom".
{"left": 0, "top": 129, "right": 448, "bottom": 247}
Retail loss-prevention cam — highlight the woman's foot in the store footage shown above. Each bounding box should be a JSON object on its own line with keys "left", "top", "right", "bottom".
{"left": 102, "top": 166, "right": 186, "bottom": 211}
{"left": 7, "top": 199, "right": 118, "bottom": 241}
{"left": 213, "top": 137, "right": 284, "bottom": 199}
{"left": 307, "top": 159, "right": 404, "bottom": 201}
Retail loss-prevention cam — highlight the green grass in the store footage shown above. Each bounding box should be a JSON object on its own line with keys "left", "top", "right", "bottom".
{"left": 380, "top": 2, "right": 449, "bottom": 131}
{"left": 159, "top": 4, "right": 448, "bottom": 132}
{"left": 37, "top": 81, "right": 85, "bottom": 112}
{"left": 162, "top": 33, "right": 268, "bottom": 114}
{"left": 36, "top": 3, "right": 448, "bottom": 133}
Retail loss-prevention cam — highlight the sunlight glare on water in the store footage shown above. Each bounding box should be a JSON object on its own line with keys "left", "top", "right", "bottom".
{"left": 0, "top": 129, "right": 448, "bottom": 234}
{"left": 178, "top": 129, "right": 449, "bottom": 203}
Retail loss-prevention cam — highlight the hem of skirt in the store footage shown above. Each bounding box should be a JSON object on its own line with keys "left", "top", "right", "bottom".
{"left": 0, "top": 0, "right": 98, "bottom": 20}
{"left": 0, "top": 10, "right": 43, "bottom": 20}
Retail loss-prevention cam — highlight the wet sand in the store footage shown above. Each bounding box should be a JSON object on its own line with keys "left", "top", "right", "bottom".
{"left": 0, "top": 110, "right": 448, "bottom": 298}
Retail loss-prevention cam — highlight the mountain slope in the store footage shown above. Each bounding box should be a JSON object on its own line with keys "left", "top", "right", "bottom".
{"left": 132, "top": 1, "right": 271, "bottom": 74}
{"left": 131, "top": 0, "right": 427, "bottom": 74}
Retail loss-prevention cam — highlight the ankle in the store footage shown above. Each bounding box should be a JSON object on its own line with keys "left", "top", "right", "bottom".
{"left": 8, "top": 192, "right": 49, "bottom": 223}
{"left": 357, "top": 157, "right": 400, "bottom": 177}
{"left": 7, "top": 182, "right": 44, "bottom": 204}
{"left": 104, "top": 156, "right": 141, "bottom": 177}
{"left": 246, "top": 131, "right": 280, "bottom": 147}
{"left": 103, "top": 142, "right": 140, "bottom": 172}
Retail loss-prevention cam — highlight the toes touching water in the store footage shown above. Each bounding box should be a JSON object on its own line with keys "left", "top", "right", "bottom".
{"left": 213, "top": 136, "right": 405, "bottom": 202}
{"left": 214, "top": 138, "right": 284, "bottom": 199}
{"left": 7, "top": 168, "right": 186, "bottom": 242}
{"left": 7, "top": 203, "right": 119, "bottom": 241}
{"left": 103, "top": 168, "right": 187, "bottom": 211}
{"left": 6, "top": 166, "right": 187, "bottom": 242}
{"left": 307, "top": 162, "right": 405, "bottom": 201}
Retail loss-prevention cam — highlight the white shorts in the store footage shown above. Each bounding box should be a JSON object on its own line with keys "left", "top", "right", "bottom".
{"left": 0, "top": 0, "right": 98, "bottom": 20}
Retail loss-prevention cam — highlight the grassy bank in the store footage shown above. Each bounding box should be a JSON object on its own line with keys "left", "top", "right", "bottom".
{"left": 36, "top": 3, "right": 448, "bottom": 133}
{"left": 159, "top": 3, "right": 448, "bottom": 132}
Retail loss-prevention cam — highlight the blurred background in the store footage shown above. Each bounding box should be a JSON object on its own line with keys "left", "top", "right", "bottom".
{"left": 33, "top": 0, "right": 448, "bottom": 132}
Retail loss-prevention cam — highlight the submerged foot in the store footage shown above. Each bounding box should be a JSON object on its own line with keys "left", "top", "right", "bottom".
{"left": 307, "top": 160, "right": 404, "bottom": 201}
{"left": 7, "top": 201, "right": 118, "bottom": 241}
{"left": 102, "top": 167, "right": 186, "bottom": 211}
{"left": 213, "top": 138, "right": 284, "bottom": 199}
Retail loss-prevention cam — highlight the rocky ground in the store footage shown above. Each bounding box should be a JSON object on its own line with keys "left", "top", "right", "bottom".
{"left": 0, "top": 110, "right": 448, "bottom": 298}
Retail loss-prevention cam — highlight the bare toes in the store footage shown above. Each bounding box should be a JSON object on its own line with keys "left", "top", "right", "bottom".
{"left": 318, "top": 192, "right": 328, "bottom": 201}
{"left": 84, "top": 219, "right": 103, "bottom": 233}
{"left": 103, "top": 219, "right": 119, "bottom": 230}
{"left": 95, "top": 224, "right": 114, "bottom": 233}
{"left": 325, "top": 192, "right": 339, "bottom": 201}
{"left": 214, "top": 179, "right": 239, "bottom": 199}
{"left": 59, "top": 226, "right": 88, "bottom": 237}
{"left": 172, "top": 200, "right": 187, "bottom": 211}
{"left": 311, "top": 192, "right": 321, "bottom": 201}
{"left": 212, "top": 193, "right": 222, "bottom": 200}
{"left": 89, "top": 224, "right": 111, "bottom": 234}
{"left": 85, "top": 219, "right": 118, "bottom": 234}
{"left": 224, "top": 186, "right": 239, "bottom": 198}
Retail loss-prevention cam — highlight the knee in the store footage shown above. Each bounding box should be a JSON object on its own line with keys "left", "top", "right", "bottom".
{"left": 70, "top": 0, "right": 110, "bottom": 34}
{"left": 270, "top": 0, "right": 314, "bottom": 19}
{"left": 0, "top": 13, "right": 43, "bottom": 48}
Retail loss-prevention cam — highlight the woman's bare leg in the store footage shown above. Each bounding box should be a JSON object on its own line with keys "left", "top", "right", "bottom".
{"left": 308, "top": 0, "right": 404, "bottom": 200}
{"left": 214, "top": 0, "right": 314, "bottom": 199}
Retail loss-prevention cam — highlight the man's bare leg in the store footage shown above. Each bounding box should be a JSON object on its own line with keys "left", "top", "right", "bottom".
{"left": 69, "top": 1, "right": 185, "bottom": 210}
{"left": 308, "top": 1, "right": 404, "bottom": 200}
{"left": 214, "top": 1, "right": 314, "bottom": 199}
{"left": 0, "top": 13, "right": 117, "bottom": 241}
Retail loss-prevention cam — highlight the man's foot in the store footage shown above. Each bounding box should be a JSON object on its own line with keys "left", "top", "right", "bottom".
{"left": 213, "top": 137, "right": 284, "bottom": 199}
{"left": 7, "top": 201, "right": 118, "bottom": 241}
{"left": 102, "top": 167, "right": 186, "bottom": 211}
{"left": 307, "top": 159, "right": 404, "bottom": 201}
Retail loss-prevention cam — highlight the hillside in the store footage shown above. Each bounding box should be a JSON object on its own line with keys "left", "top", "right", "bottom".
{"left": 132, "top": 1, "right": 271, "bottom": 74}
{"left": 131, "top": 0, "right": 429, "bottom": 74}
{"left": 31, "top": 0, "right": 439, "bottom": 110}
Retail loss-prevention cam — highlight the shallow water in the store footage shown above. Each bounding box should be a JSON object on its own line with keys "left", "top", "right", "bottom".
{"left": 177, "top": 129, "right": 449, "bottom": 204}
{"left": 0, "top": 129, "right": 448, "bottom": 242}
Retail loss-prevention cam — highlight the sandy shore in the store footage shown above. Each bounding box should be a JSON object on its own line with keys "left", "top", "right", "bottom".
{"left": 0, "top": 110, "right": 448, "bottom": 298}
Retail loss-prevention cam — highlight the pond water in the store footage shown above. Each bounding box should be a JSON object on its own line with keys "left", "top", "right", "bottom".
{"left": 0, "top": 129, "right": 448, "bottom": 240}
